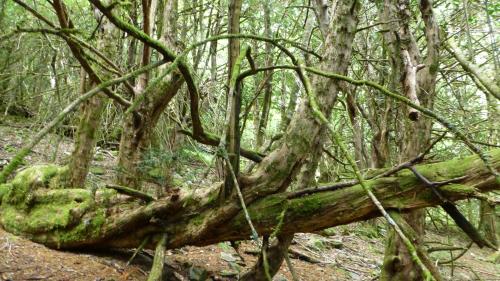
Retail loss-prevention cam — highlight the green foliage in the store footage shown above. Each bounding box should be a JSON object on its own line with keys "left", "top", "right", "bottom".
{"left": 137, "top": 145, "right": 213, "bottom": 186}
{"left": 355, "top": 223, "right": 384, "bottom": 239}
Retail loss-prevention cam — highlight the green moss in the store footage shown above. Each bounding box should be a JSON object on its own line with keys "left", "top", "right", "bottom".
{"left": 206, "top": 191, "right": 218, "bottom": 204}
{"left": 0, "top": 183, "right": 12, "bottom": 201}
{"left": 56, "top": 208, "right": 106, "bottom": 246}
{"left": 288, "top": 193, "right": 324, "bottom": 216}
{"left": 0, "top": 164, "right": 105, "bottom": 247}
{"left": 190, "top": 213, "right": 206, "bottom": 226}
{"left": 48, "top": 166, "right": 69, "bottom": 189}
{"left": 270, "top": 201, "right": 288, "bottom": 238}
{"left": 90, "top": 166, "right": 106, "bottom": 175}
{"left": 0, "top": 147, "right": 31, "bottom": 184}
{"left": 439, "top": 184, "right": 475, "bottom": 196}
{"left": 95, "top": 188, "right": 118, "bottom": 206}
{"left": 1, "top": 188, "right": 93, "bottom": 234}
{"left": 3, "top": 164, "right": 63, "bottom": 206}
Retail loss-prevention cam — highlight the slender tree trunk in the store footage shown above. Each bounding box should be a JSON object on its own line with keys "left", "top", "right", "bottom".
{"left": 67, "top": 12, "right": 118, "bottom": 188}
{"left": 381, "top": 0, "right": 442, "bottom": 279}
{"left": 347, "top": 90, "right": 366, "bottom": 169}
{"left": 480, "top": 200, "right": 499, "bottom": 247}
{"left": 221, "top": 0, "right": 243, "bottom": 200}
{"left": 479, "top": 84, "right": 499, "bottom": 247}
{"left": 255, "top": 2, "right": 273, "bottom": 148}
{"left": 369, "top": 0, "right": 399, "bottom": 169}
{"left": 67, "top": 78, "right": 105, "bottom": 188}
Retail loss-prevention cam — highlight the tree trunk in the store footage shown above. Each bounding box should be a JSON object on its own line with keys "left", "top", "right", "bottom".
{"left": 255, "top": 1, "right": 274, "bottom": 148}
{"left": 241, "top": 132, "right": 325, "bottom": 280}
{"left": 67, "top": 79, "right": 105, "bottom": 188}
{"left": 382, "top": 0, "right": 441, "bottom": 279}
{"left": 0, "top": 149, "right": 498, "bottom": 250}
{"left": 240, "top": 235, "right": 294, "bottom": 281}
{"left": 480, "top": 199, "right": 499, "bottom": 247}
{"left": 347, "top": 90, "right": 366, "bottom": 169}
{"left": 116, "top": 76, "right": 183, "bottom": 187}
{"left": 67, "top": 12, "right": 119, "bottom": 188}
{"left": 116, "top": 0, "right": 182, "bottom": 187}
{"left": 221, "top": 0, "right": 243, "bottom": 200}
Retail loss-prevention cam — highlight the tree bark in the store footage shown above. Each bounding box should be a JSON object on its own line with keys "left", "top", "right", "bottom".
{"left": 116, "top": 0, "right": 183, "bottom": 187}
{"left": 255, "top": 1, "right": 273, "bottom": 149}
{"left": 67, "top": 83, "right": 105, "bottom": 188}
{"left": 241, "top": 130, "right": 325, "bottom": 280}
{"left": 240, "top": 235, "right": 294, "bottom": 281}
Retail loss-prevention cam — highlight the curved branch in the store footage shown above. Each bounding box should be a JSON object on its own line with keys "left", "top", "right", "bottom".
{"left": 178, "top": 129, "right": 265, "bottom": 162}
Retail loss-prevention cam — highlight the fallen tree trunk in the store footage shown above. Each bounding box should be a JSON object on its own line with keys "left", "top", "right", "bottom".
{"left": 0, "top": 149, "right": 498, "bottom": 250}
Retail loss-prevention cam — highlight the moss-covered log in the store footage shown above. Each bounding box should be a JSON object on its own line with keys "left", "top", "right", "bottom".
{"left": 0, "top": 150, "right": 498, "bottom": 250}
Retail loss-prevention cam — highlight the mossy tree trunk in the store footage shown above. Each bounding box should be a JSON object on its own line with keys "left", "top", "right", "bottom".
{"left": 0, "top": 149, "right": 498, "bottom": 251}
{"left": 116, "top": 76, "right": 182, "bottom": 187}
{"left": 241, "top": 0, "right": 361, "bottom": 275}
{"left": 255, "top": 1, "right": 273, "bottom": 149}
{"left": 67, "top": 85, "right": 105, "bottom": 188}
{"left": 479, "top": 69, "right": 499, "bottom": 248}
{"left": 221, "top": 0, "right": 243, "bottom": 200}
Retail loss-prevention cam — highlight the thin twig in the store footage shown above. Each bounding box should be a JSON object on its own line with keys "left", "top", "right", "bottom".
{"left": 127, "top": 236, "right": 151, "bottom": 266}
{"left": 106, "top": 184, "right": 156, "bottom": 202}
{"left": 285, "top": 253, "right": 300, "bottom": 281}
{"left": 221, "top": 150, "right": 259, "bottom": 241}
{"left": 147, "top": 234, "right": 168, "bottom": 281}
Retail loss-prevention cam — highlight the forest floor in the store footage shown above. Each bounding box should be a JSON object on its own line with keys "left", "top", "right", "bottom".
{"left": 0, "top": 118, "right": 499, "bottom": 281}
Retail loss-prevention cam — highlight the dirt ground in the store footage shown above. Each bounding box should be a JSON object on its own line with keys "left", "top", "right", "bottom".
{"left": 1, "top": 226, "right": 499, "bottom": 281}
{"left": 0, "top": 119, "right": 499, "bottom": 280}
